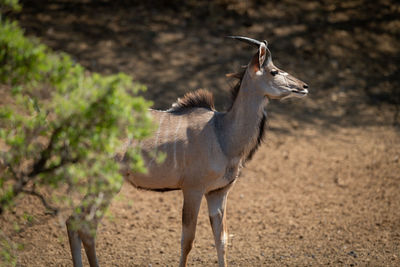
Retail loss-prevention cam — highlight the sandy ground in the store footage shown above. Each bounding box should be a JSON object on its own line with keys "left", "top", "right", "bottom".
{"left": 2, "top": 124, "right": 400, "bottom": 266}
{"left": 1, "top": 0, "right": 400, "bottom": 266}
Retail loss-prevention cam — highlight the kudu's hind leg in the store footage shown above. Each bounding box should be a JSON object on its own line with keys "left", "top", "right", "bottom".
{"left": 179, "top": 190, "right": 203, "bottom": 267}
{"left": 80, "top": 225, "right": 100, "bottom": 267}
{"left": 66, "top": 218, "right": 83, "bottom": 267}
{"left": 205, "top": 185, "right": 232, "bottom": 267}
{"left": 66, "top": 192, "right": 112, "bottom": 267}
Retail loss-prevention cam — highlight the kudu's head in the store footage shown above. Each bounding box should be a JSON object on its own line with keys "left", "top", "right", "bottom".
{"left": 228, "top": 36, "right": 309, "bottom": 100}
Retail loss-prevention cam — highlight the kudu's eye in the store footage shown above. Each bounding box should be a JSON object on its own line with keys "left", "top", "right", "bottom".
{"left": 270, "top": 70, "right": 279, "bottom": 76}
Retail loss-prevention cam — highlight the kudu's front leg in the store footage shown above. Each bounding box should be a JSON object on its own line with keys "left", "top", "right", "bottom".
{"left": 205, "top": 185, "right": 232, "bottom": 267}
{"left": 179, "top": 190, "right": 203, "bottom": 267}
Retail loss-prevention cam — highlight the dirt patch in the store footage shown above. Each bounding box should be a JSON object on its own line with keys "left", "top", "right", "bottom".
{"left": 2, "top": 125, "right": 399, "bottom": 266}
{"left": 1, "top": 0, "right": 400, "bottom": 266}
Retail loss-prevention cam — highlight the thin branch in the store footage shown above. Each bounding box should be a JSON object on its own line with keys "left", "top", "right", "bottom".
{"left": 28, "top": 125, "right": 63, "bottom": 178}
{"left": 6, "top": 126, "right": 63, "bottom": 206}
{"left": 39, "top": 156, "right": 79, "bottom": 175}
{"left": 21, "top": 189, "right": 58, "bottom": 215}
{"left": 1, "top": 125, "right": 76, "bottom": 214}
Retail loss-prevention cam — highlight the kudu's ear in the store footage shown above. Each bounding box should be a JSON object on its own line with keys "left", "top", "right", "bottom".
{"left": 258, "top": 42, "right": 267, "bottom": 68}
{"left": 249, "top": 42, "right": 267, "bottom": 73}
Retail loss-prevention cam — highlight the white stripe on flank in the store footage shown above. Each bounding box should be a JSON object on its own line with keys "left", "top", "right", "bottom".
{"left": 155, "top": 113, "right": 166, "bottom": 147}
{"left": 149, "top": 113, "right": 166, "bottom": 166}
{"left": 163, "top": 116, "right": 169, "bottom": 149}
{"left": 162, "top": 116, "right": 170, "bottom": 165}
{"left": 173, "top": 117, "right": 182, "bottom": 169}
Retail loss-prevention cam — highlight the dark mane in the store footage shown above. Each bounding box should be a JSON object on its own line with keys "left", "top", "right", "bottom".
{"left": 169, "top": 89, "right": 215, "bottom": 113}
{"left": 244, "top": 111, "right": 267, "bottom": 162}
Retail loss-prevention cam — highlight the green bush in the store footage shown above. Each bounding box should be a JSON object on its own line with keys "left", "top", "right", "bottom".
{"left": 0, "top": 2, "right": 155, "bottom": 264}
{"left": 0, "top": 1, "right": 153, "bottom": 221}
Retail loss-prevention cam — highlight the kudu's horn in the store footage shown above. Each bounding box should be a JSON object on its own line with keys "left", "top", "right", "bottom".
{"left": 226, "top": 36, "right": 266, "bottom": 47}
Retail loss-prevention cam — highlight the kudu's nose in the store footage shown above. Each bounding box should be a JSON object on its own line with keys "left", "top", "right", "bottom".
{"left": 303, "top": 84, "right": 309, "bottom": 89}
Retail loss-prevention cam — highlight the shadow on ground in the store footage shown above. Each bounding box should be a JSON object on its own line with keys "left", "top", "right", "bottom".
{"left": 14, "top": 0, "right": 400, "bottom": 130}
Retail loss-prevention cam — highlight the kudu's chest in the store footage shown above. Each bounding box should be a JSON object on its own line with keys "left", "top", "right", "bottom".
{"left": 205, "top": 156, "right": 241, "bottom": 193}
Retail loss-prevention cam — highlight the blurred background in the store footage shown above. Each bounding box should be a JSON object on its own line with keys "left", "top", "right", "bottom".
{"left": 2, "top": 0, "right": 400, "bottom": 266}
{"left": 14, "top": 0, "right": 399, "bottom": 125}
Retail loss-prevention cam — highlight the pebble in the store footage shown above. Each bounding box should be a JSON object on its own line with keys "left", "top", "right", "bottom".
{"left": 348, "top": 251, "right": 357, "bottom": 258}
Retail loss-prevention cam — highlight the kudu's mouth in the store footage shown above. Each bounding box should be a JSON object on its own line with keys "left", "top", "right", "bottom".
{"left": 281, "top": 76, "right": 309, "bottom": 98}
{"left": 280, "top": 87, "right": 308, "bottom": 100}
{"left": 291, "top": 88, "right": 308, "bottom": 96}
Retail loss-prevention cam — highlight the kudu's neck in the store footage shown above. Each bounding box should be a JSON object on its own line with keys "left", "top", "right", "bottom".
{"left": 219, "top": 70, "right": 268, "bottom": 159}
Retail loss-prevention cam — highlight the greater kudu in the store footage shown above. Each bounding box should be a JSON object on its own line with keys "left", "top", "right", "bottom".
{"left": 66, "top": 36, "right": 309, "bottom": 267}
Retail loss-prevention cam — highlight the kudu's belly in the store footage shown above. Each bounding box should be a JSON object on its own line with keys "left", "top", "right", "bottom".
{"left": 122, "top": 155, "right": 184, "bottom": 191}
{"left": 123, "top": 168, "right": 182, "bottom": 191}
